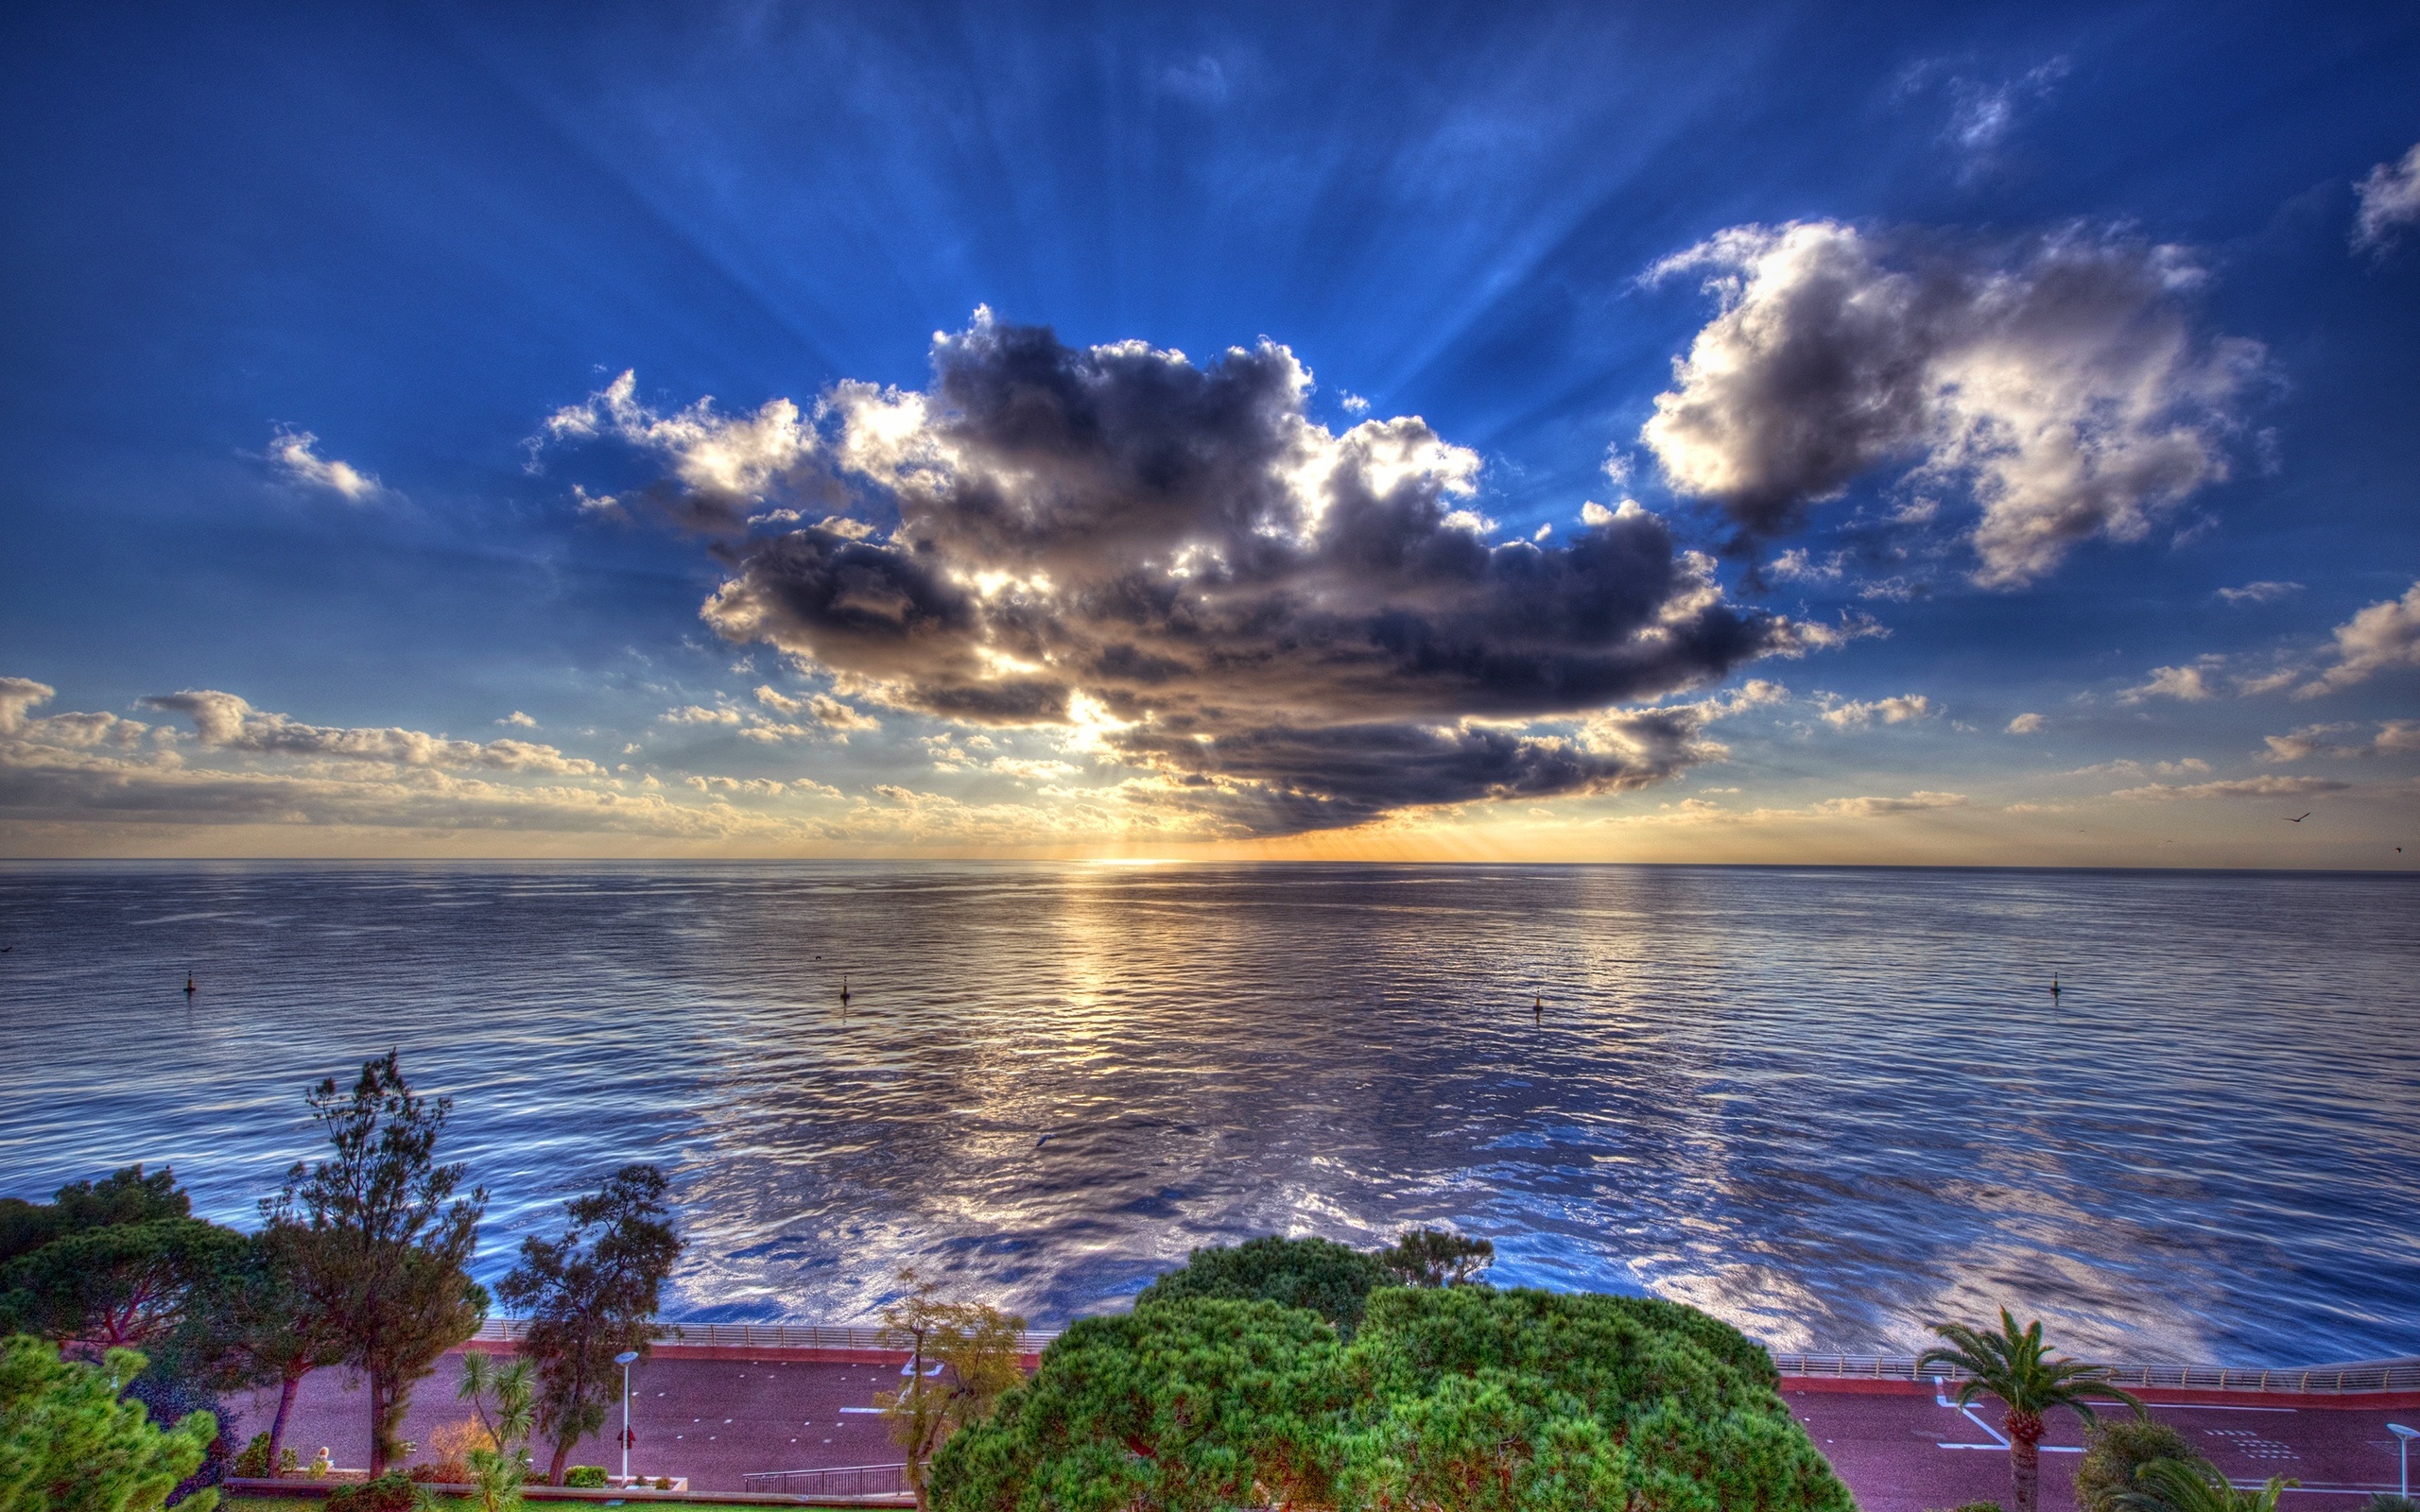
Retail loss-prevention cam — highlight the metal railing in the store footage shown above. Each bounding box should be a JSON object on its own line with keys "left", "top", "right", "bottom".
{"left": 741, "top": 1463, "right": 910, "bottom": 1498}
{"left": 474, "top": 1317, "right": 1063, "bottom": 1355}
{"left": 1770, "top": 1353, "right": 2420, "bottom": 1396}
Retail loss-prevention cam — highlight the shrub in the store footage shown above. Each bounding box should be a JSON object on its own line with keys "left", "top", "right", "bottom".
{"left": 1134, "top": 1235, "right": 1389, "bottom": 1335}
{"left": 563, "top": 1466, "right": 609, "bottom": 1487}
{"left": 232, "top": 1432, "right": 273, "bottom": 1477}
{"left": 2076, "top": 1418, "right": 2197, "bottom": 1512}
{"left": 930, "top": 1286, "right": 1854, "bottom": 1512}
{"left": 2364, "top": 1500, "right": 2420, "bottom": 1512}
{"left": 652, "top": 1476, "right": 671, "bottom": 1489}
{"left": 324, "top": 1469, "right": 423, "bottom": 1512}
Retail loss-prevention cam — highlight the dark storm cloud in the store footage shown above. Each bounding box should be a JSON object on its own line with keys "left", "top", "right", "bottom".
{"left": 553, "top": 313, "right": 1825, "bottom": 833}
{"left": 1642, "top": 222, "right": 2263, "bottom": 585}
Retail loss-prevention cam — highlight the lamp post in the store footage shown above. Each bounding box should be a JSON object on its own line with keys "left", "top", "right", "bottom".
{"left": 616, "top": 1350, "right": 641, "bottom": 1486}
{"left": 2390, "top": 1423, "right": 2415, "bottom": 1501}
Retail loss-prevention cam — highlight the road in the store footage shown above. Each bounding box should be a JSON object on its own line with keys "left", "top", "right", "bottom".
{"left": 231, "top": 1349, "right": 2420, "bottom": 1503}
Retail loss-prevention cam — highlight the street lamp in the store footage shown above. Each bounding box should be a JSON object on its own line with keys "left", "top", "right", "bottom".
{"left": 615, "top": 1350, "right": 641, "bottom": 1486}
{"left": 2390, "top": 1423, "right": 2415, "bottom": 1501}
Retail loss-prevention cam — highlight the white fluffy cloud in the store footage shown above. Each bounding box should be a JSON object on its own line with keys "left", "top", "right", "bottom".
{"left": 2118, "top": 661, "right": 2222, "bottom": 704}
{"left": 2296, "top": 580, "right": 2420, "bottom": 696}
{"left": 1818, "top": 693, "right": 1936, "bottom": 730}
{"left": 543, "top": 369, "right": 817, "bottom": 528}
{"left": 144, "top": 689, "right": 604, "bottom": 775}
{"left": 2259, "top": 720, "right": 2420, "bottom": 763}
{"left": 267, "top": 426, "right": 386, "bottom": 502}
{"left": 2354, "top": 144, "right": 2420, "bottom": 252}
{"left": 2006, "top": 712, "right": 2047, "bottom": 733}
{"left": 1642, "top": 220, "right": 2262, "bottom": 586}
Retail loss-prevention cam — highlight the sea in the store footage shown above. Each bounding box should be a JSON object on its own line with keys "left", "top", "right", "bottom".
{"left": 1, "top": 861, "right": 2412, "bottom": 1367}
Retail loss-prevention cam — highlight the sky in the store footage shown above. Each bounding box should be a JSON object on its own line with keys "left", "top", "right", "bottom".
{"left": 1, "top": 0, "right": 2415, "bottom": 865}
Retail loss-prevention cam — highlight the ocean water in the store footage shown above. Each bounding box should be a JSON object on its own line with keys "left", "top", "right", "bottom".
{"left": 0, "top": 861, "right": 2412, "bottom": 1366}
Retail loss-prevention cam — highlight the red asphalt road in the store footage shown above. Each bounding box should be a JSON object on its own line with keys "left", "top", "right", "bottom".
{"left": 1793, "top": 1382, "right": 2420, "bottom": 1512}
{"left": 234, "top": 1349, "right": 2420, "bottom": 1504}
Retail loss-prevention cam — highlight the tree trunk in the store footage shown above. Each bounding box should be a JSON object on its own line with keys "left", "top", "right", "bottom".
{"left": 548, "top": 1435, "right": 573, "bottom": 1486}
{"left": 2009, "top": 1423, "right": 2042, "bottom": 1512}
{"left": 265, "top": 1368, "right": 305, "bottom": 1475}
{"left": 368, "top": 1368, "right": 387, "bottom": 1477}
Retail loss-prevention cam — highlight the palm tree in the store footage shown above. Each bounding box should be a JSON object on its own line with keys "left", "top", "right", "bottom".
{"left": 1917, "top": 1309, "right": 2145, "bottom": 1512}
{"left": 2116, "top": 1456, "right": 2295, "bottom": 1512}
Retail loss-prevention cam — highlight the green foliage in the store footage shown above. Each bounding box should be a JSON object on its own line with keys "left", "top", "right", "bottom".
{"left": 0, "top": 1334, "right": 220, "bottom": 1512}
{"left": 454, "top": 1354, "right": 535, "bottom": 1511}
{"left": 932, "top": 1298, "right": 1347, "bottom": 1512}
{"left": 562, "top": 1467, "right": 609, "bottom": 1488}
{"left": 1375, "top": 1228, "right": 1495, "bottom": 1288}
{"left": 1, "top": 1166, "right": 192, "bottom": 1266}
{"left": 2362, "top": 1499, "right": 2420, "bottom": 1512}
{"left": 493, "top": 1164, "right": 681, "bottom": 1484}
{"left": 266, "top": 1052, "right": 489, "bottom": 1477}
{"left": 229, "top": 1433, "right": 299, "bottom": 1478}
{"left": 322, "top": 1470, "right": 427, "bottom": 1512}
{"left": 2, "top": 1218, "right": 245, "bottom": 1351}
{"left": 1133, "top": 1234, "right": 1389, "bottom": 1335}
{"left": 873, "top": 1270, "right": 1030, "bottom": 1511}
{"left": 1933, "top": 1503, "right": 2006, "bottom": 1512}
{"left": 2117, "top": 1457, "right": 2295, "bottom": 1512}
{"left": 1918, "top": 1309, "right": 2145, "bottom": 1512}
{"left": 931, "top": 1287, "right": 1849, "bottom": 1512}
{"left": 2076, "top": 1417, "right": 2198, "bottom": 1512}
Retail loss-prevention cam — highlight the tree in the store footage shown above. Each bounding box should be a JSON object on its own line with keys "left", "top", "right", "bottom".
{"left": 1133, "top": 1235, "right": 1389, "bottom": 1336}
{"left": 0, "top": 1336, "right": 220, "bottom": 1512}
{"left": 873, "top": 1270, "right": 1028, "bottom": 1512}
{"left": 2075, "top": 1416, "right": 2199, "bottom": 1512}
{"left": 456, "top": 1352, "right": 536, "bottom": 1512}
{"left": 493, "top": 1164, "right": 683, "bottom": 1485}
{"left": 177, "top": 1223, "right": 351, "bottom": 1479}
{"left": 932, "top": 1287, "right": 1854, "bottom": 1512}
{"left": 1, "top": 1165, "right": 191, "bottom": 1266}
{"left": 266, "top": 1051, "right": 489, "bottom": 1476}
{"left": 1917, "top": 1310, "right": 2145, "bottom": 1512}
{"left": 931, "top": 1298, "right": 1346, "bottom": 1512}
{"left": 1, "top": 1218, "right": 242, "bottom": 1355}
{"left": 1375, "top": 1228, "right": 1495, "bottom": 1288}
{"left": 2117, "top": 1458, "right": 2295, "bottom": 1512}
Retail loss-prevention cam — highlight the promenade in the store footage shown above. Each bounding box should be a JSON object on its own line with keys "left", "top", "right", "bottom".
{"left": 229, "top": 1344, "right": 2420, "bottom": 1504}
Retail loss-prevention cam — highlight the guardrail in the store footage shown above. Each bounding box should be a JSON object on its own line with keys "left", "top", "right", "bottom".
{"left": 474, "top": 1318, "right": 1065, "bottom": 1355}
{"left": 1770, "top": 1354, "right": 2420, "bottom": 1396}
{"left": 741, "top": 1463, "right": 909, "bottom": 1498}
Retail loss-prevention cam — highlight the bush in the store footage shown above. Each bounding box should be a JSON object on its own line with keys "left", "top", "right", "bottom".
{"left": 0, "top": 1336, "right": 221, "bottom": 1512}
{"left": 2076, "top": 1417, "right": 2197, "bottom": 1512}
{"left": 1133, "top": 1235, "right": 1389, "bottom": 1335}
{"left": 931, "top": 1287, "right": 1854, "bottom": 1512}
{"left": 324, "top": 1469, "right": 422, "bottom": 1511}
{"left": 652, "top": 1476, "right": 671, "bottom": 1490}
{"left": 563, "top": 1466, "right": 609, "bottom": 1487}
{"left": 1930, "top": 1503, "right": 2006, "bottom": 1512}
{"left": 230, "top": 1432, "right": 300, "bottom": 1478}
{"left": 2362, "top": 1500, "right": 2420, "bottom": 1512}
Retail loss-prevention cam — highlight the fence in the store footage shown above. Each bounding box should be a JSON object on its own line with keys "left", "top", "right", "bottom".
{"left": 740, "top": 1463, "right": 910, "bottom": 1498}
{"left": 474, "top": 1318, "right": 1064, "bottom": 1355}
{"left": 1769, "top": 1353, "right": 2420, "bottom": 1396}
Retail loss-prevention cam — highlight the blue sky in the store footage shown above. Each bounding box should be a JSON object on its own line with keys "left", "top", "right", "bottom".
{"left": 2, "top": 0, "right": 2415, "bottom": 862}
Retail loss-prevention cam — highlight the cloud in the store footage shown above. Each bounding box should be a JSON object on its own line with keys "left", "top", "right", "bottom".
{"left": 1939, "top": 59, "right": 2069, "bottom": 156}
{"left": 2295, "top": 580, "right": 2420, "bottom": 696}
{"left": 579, "top": 313, "right": 1818, "bottom": 835}
{"left": 498, "top": 711, "right": 538, "bottom": 729}
{"left": 2006, "top": 712, "right": 2046, "bottom": 733}
{"left": 2118, "top": 660, "right": 2222, "bottom": 704}
{"left": 2260, "top": 720, "right": 2420, "bottom": 763}
{"left": 1817, "top": 693, "right": 1936, "bottom": 730}
{"left": 753, "top": 685, "right": 880, "bottom": 736}
{"left": 1641, "top": 221, "right": 2262, "bottom": 586}
{"left": 1811, "top": 790, "right": 1967, "bottom": 816}
{"left": 2111, "top": 774, "right": 2350, "bottom": 800}
{"left": 2216, "top": 580, "right": 2302, "bottom": 606}
{"left": 1769, "top": 547, "right": 1846, "bottom": 583}
{"left": 543, "top": 369, "right": 818, "bottom": 531}
{"left": 143, "top": 689, "right": 604, "bottom": 775}
{"left": 2354, "top": 144, "right": 2420, "bottom": 252}
{"left": 267, "top": 426, "right": 386, "bottom": 502}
